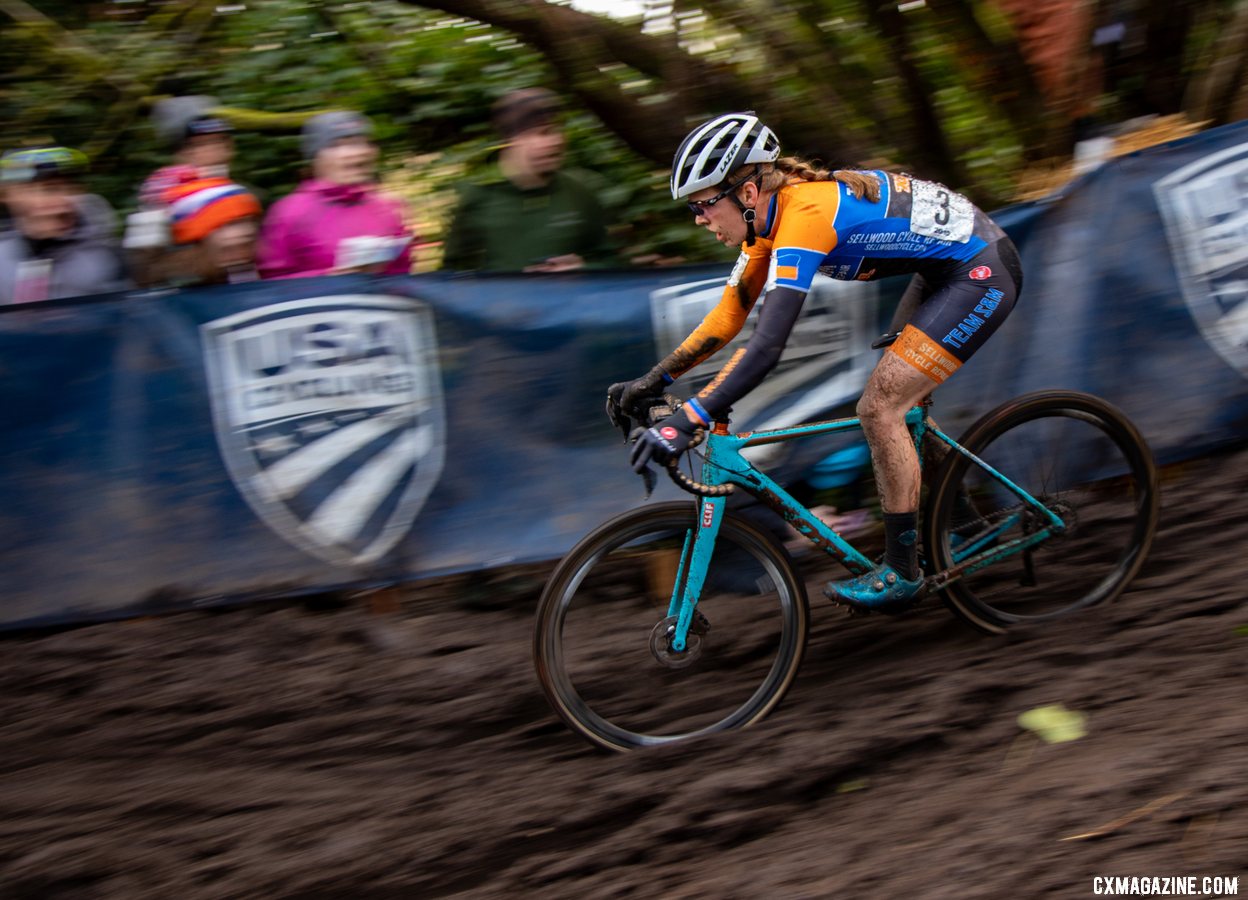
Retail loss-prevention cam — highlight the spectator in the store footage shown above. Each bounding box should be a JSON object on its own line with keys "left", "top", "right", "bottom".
{"left": 441, "top": 88, "right": 614, "bottom": 272}
{"left": 132, "top": 177, "right": 262, "bottom": 288}
{"left": 124, "top": 96, "right": 239, "bottom": 260}
{"left": 141, "top": 96, "right": 236, "bottom": 208}
{"left": 0, "top": 146, "right": 128, "bottom": 304}
{"left": 257, "top": 111, "right": 413, "bottom": 279}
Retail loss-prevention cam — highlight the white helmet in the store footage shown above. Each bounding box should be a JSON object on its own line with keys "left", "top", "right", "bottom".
{"left": 670, "top": 113, "right": 781, "bottom": 200}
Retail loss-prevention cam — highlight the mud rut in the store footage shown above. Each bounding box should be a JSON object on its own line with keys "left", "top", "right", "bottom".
{"left": 0, "top": 448, "right": 1244, "bottom": 899}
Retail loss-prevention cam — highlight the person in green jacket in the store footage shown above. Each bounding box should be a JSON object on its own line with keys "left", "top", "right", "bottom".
{"left": 441, "top": 89, "right": 615, "bottom": 272}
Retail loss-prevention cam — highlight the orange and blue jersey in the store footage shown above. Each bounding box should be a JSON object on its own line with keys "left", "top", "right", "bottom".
{"left": 757, "top": 171, "right": 1003, "bottom": 291}
{"left": 658, "top": 171, "right": 1018, "bottom": 419}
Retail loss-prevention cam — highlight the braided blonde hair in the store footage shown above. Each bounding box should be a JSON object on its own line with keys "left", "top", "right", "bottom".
{"left": 733, "top": 157, "right": 882, "bottom": 203}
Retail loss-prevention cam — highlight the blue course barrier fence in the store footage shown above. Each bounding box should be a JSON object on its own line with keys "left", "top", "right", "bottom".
{"left": 1, "top": 120, "right": 1246, "bottom": 629}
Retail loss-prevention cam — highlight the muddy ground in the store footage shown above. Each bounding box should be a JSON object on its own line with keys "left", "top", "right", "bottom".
{"left": 0, "top": 447, "right": 1244, "bottom": 899}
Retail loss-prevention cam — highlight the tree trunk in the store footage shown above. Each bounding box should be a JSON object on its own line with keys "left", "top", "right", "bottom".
{"left": 1184, "top": 0, "right": 1248, "bottom": 124}
{"left": 1132, "top": 0, "right": 1201, "bottom": 117}
{"left": 862, "top": 0, "right": 967, "bottom": 187}
{"left": 925, "top": 0, "right": 1066, "bottom": 158}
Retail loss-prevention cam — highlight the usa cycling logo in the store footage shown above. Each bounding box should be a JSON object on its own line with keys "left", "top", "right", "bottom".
{"left": 202, "top": 295, "right": 445, "bottom": 567}
{"left": 1155, "top": 144, "right": 1248, "bottom": 379}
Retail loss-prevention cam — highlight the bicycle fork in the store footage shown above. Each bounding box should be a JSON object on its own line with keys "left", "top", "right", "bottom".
{"left": 665, "top": 495, "right": 727, "bottom": 653}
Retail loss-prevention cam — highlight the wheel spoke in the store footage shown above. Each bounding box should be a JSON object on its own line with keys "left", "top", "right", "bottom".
{"left": 534, "top": 503, "right": 808, "bottom": 750}
{"left": 927, "top": 393, "right": 1158, "bottom": 634}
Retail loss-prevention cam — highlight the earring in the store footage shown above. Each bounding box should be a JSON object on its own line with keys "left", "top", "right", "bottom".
{"left": 742, "top": 207, "right": 757, "bottom": 246}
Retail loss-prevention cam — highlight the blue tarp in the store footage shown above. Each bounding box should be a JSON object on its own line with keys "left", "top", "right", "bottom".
{"left": 938, "top": 120, "right": 1248, "bottom": 451}
{"left": 1, "top": 120, "right": 1246, "bottom": 629}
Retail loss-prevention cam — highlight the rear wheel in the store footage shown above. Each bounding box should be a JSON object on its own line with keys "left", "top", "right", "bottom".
{"left": 534, "top": 502, "right": 809, "bottom": 751}
{"left": 925, "top": 391, "right": 1159, "bottom": 634}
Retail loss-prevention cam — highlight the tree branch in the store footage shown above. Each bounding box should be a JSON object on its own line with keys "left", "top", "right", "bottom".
{"left": 81, "top": 0, "right": 224, "bottom": 159}
{"left": 0, "top": 0, "right": 137, "bottom": 95}
{"left": 392, "top": 0, "right": 876, "bottom": 164}
{"left": 683, "top": 0, "right": 878, "bottom": 161}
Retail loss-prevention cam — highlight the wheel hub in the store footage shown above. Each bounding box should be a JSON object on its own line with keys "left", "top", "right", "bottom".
{"left": 1034, "top": 498, "right": 1078, "bottom": 540}
{"left": 649, "top": 613, "right": 708, "bottom": 669}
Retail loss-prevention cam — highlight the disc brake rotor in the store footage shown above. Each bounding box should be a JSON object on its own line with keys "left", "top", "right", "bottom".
{"left": 648, "top": 613, "right": 707, "bottom": 669}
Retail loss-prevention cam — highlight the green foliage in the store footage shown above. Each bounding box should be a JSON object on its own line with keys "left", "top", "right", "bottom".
{"left": 2, "top": 0, "right": 1234, "bottom": 262}
{"left": 1, "top": 0, "right": 718, "bottom": 262}
{"left": 907, "top": 11, "right": 1026, "bottom": 203}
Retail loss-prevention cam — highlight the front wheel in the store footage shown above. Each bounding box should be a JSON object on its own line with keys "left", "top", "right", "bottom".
{"left": 925, "top": 391, "right": 1159, "bottom": 634}
{"left": 534, "top": 502, "right": 809, "bottom": 751}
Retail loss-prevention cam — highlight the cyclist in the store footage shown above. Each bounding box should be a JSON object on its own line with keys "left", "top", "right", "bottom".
{"left": 610, "top": 112, "right": 1022, "bottom": 613}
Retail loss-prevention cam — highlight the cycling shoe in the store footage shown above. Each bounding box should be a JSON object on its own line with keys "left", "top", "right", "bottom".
{"left": 824, "top": 564, "right": 926, "bottom": 615}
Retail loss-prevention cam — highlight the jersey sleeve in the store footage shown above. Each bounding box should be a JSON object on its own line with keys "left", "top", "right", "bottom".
{"left": 691, "top": 285, "right": 808, "bottom": 422}
{"left": 658, "top": 241, "right": 770, "bottom": 378}
{"left": 767, "top": 192, "right": 840, "bottom": 292}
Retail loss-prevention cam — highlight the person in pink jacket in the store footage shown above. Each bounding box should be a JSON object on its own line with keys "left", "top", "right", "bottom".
{"left": 257, "top": 111, "right": 414, "bottom": 279}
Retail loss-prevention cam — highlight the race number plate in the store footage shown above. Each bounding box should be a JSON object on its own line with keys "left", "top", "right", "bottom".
{"left": 727, "top": 250, "right": 750, "bottom": 287}
{"left": 910, "top": 180, "right": 974, "bottom": 243}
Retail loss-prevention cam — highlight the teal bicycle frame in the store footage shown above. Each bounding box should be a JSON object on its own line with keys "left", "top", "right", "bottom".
{"left": 663, "top": 404, "right": 1068, "bottom": 652}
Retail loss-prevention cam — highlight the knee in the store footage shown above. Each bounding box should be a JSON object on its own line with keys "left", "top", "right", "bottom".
{"left": 855, "top": 393, "right": 876, "bottom": 424}
{"left": 857, "top": 391, "right": 904, "bottom": 434}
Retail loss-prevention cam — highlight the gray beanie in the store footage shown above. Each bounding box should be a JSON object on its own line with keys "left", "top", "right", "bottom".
{"left": 301, "top": 111, "right": 373, "bottom": 160}
{"left": 152, "top": 96, "right": 231, "bottom": 149}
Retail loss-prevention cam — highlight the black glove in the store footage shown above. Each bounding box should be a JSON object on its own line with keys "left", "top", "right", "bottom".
{"left": 629, "top": 412, "right": 702, "bottom": 473}
{"left": 606, "top": 366, "right": 669, "bottom": 433}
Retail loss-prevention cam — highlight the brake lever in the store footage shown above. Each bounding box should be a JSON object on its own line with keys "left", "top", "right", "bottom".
{"left": 628, "top": 393, "right": 686, "bottom": 499}
{"left": 606, "top": 398, "right": 632, "bottom": 442}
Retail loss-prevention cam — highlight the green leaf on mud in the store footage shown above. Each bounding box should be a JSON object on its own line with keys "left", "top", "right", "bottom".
{"left": 1018, "top": 704, "right": 1087, "bottom": 744}
{"left": 1233, "top": 625, "right": 1248, "bottom": 637}
{"left": 836, "top": 779, "right": 869, "bottom": 793}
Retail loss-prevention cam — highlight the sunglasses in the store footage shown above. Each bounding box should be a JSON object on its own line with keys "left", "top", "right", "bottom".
{"left": 685, "top": 168, "right": 759, "bottom": 217}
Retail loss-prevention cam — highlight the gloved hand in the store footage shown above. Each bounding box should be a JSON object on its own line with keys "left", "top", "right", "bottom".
{"left": 629, "top": 411, "right": 703, "bottom": 473}
{"left": 606, "top": 366, "right": 669, "bottom": 433}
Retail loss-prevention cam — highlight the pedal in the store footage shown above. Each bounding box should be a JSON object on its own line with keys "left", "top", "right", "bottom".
{"left": 825, "top": 595, "right": 865, "bottom": 617}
